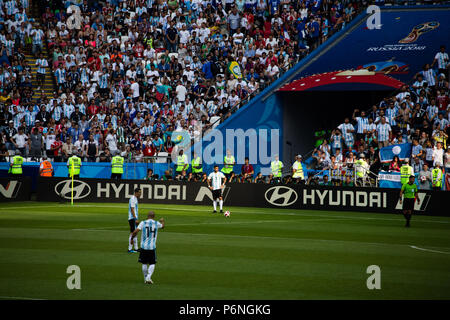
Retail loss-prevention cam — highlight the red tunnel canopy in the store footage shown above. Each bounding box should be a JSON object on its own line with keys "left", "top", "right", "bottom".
{"left": 278, "top": 70, "right": 405, "bottom": 92}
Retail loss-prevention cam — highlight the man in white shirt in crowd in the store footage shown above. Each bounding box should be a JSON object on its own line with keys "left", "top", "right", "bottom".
{"left": 265, "top": 60, "right": 280, "bottom": 81}
{"left": 432, "top": 142, "right": 444, "bottom": 167}
{"left": 105, "top": 129, "right": 118, "bottom": 156}
{"left": 12, "top": 127, "right": 28, "bottom": 156}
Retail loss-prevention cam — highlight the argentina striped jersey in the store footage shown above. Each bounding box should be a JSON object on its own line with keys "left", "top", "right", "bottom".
{"left": 138, "top": 219, "right": 163, "bottom": 250}
{"left": 128, "top": 195, "right": 139, "bottom": 220}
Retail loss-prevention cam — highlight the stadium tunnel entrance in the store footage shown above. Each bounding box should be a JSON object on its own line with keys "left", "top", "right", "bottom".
{"left": 277, "top": 71, "right": 405, "bottom": 163}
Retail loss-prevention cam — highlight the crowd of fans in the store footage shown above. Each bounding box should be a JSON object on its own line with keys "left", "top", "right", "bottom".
{"left": 309, "top": 45, "right": 450, "bottom": 188}
{"left": 0, "top": 0, "right": 365, "bottom": 163}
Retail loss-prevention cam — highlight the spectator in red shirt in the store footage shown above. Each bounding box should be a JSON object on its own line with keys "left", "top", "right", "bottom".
{"left": 87, "top": 51, "right": 101, "bottom": 71}
{"left": 32, "top": 120, "right": 44, "bottom": 133}
{"left": 88, "top": 103, "right": 100, "bottom": 116}
{"left": 133, "top": 42, "right": 144, "bottom": 58}
{"left": 263, "top": 20, "right": 272, "bottom": 38}
{"left": 436, "top": 90, "right": 449, "bottom": 112}
{"left": 241, "top": 157, "right": 254, "bottom": 183}
{"left": 51, "top": 135, "right": 63, "bottom": 162}
{"left": 143, "top": 136, "right": 155, "bottom": 157}
{"left": 266, "top": 51, "right": 278, "bottom": 67}
{"left": 53, "top": 55, "right": 65, "bottom": 71}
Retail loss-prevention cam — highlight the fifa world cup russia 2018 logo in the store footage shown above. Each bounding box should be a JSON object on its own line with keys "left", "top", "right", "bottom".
{"left": 399, "top": 21, "right": 440, "bottom": 44}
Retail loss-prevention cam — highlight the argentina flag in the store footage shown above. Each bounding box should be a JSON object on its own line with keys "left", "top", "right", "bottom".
{"left": 379, "top": 143, "right": 412, "bottom": 163}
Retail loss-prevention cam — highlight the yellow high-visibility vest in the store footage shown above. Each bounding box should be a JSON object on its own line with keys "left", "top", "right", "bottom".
{"left": 400, "top": 165, "right": 413, "bottom": 185}
{"left": 271, "top": 160, "right": 283, "bottom": 177}
{"left": 191, "top": 157, "right": 202, "bottom": 173}
{"left": 293, "top": 161, "right": 304, "bottom": 179}
{"left": 176, "top": 155, "right": 187, "bottom": 171}
{"left": 111, "top": 156, "right": 124, "bottom": 174}
{"left": 11, "top": 156, "right": 24, "bottom": 174}
{"left": 432, "top": 168, "right": 443, "bottom": 188}
{"left": 221, "top": 156, "right": 235, "bottom": 174}
{"left": 355, "top": 159, "right": 368, "bottom": 178}
{"left": 68, "top": 156, "right": 81, "bottom": 177}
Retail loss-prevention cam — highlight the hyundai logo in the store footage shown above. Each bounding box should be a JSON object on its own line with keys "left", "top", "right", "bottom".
{"left": 264, "top": 186, "right": 298, "bottom": 207}
{"left": 55, "top": 180, "right": 91, "bottom": 200}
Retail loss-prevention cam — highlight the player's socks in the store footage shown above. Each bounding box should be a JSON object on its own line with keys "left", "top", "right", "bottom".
{"left": 128, "top": 235, "right": 133, "bottom": 251}
{"left": 133, "top": 237, "right": 138, "bottom": 250}
{"left": 146, "top": 264, "right": 155, "bottom": 282}
{"left": 219, "top": 200, "right": 223, "bottom": 211}
{"left": 213, "top": 201, "right": 217, "bottom": 212}
{"left": 142, "top": 264, "right": 148, "bottom": 280}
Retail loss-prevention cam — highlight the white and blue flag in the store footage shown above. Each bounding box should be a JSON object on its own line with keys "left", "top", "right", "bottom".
{"left": 379, "top": 143, "right": 412, "bottom": 163}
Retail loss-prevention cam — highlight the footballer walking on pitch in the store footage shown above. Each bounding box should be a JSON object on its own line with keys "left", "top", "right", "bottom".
{"left": 208, "top": 165, "right": 227, "bottom": 213}
{"left": 128, "top": 188, "right": 141, "bottom": 253}
{"left": 399, "top": 175, "right": 420, "bottom": 228}
{"left": 130, "top": 211, "right": 165, "bottom": 284}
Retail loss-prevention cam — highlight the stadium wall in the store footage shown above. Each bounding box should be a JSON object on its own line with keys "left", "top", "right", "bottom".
{"left": 36, "top": 177, "right": 447, "bottom": 216}
{"left": 0, "top": 162, "right": 172, "bottom": 191}
{"left": 0, "top": 177, "right": 32, "bottom": 202}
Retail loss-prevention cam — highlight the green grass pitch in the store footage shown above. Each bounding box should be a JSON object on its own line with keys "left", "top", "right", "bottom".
{"left": 0, "top": 202, "right": 449, "bottom": 300}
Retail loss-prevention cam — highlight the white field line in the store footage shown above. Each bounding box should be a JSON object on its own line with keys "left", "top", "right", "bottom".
{"left": 70, "top": 227, "right": 450, "bottom": 251}
{"left": 2, "top": 203, "right": 450, "bottom": 224}
{"left": 0, "top": 296, "right": 47, "bottom": 300}
{"left": 70, "top": 217, "right": 345, "bottom": 231}
{"left": 0, "top": 205, "right": 64, "bottom": 210}
{"left": 410, "top": 246, "right": 450, "bottom": 255}
{"left": 167, "top": 217, "right": 344, "bottom": 227}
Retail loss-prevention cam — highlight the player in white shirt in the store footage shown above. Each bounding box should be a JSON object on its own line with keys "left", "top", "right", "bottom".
{"left": 130, "top": 211, "right": 165, "bottom": 284}
{"left": 128, "top": 188, "right": 141, "bottom": 253}
{"left": 208, "top": 165, "right": 227, "bottom": 213}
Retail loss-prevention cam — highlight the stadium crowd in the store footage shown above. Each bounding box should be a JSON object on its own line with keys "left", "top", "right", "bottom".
{"left": 308, "top": 44, "right": 450, "bottom": 189}
{"left": 0, "top": 0, "right": 365, "bottom": 163}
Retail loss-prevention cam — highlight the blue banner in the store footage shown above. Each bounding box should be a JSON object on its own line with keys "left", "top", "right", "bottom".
{"left": 379, "top": 143, "right": 412, "bottom": 163}
{"left": 291, "top": 7, "right": 450, "bottom": 84}
{"left": 378, "top": 171, "right": 421, "bottom": 189}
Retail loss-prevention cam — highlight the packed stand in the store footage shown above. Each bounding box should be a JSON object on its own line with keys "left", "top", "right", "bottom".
{"left": 308, "top": 45, "right": 449, "bottom": 188}
{"left": 0, "top": 0, "right": 366, "bottom": 164}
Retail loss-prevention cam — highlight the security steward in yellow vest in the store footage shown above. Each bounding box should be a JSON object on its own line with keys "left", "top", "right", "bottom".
{"left": 175, "top": 150, "right": 189, "bottom": 176}
{"left": 67, "top": 154, "right": 82, "bottom": 179}
{"left": 191, "top": 152, "right": 203, "bottom": 178}
{"left": 292, "top": 154, "right": 305, "bottom": 184}
{"left": 9, "top": 151, "right": 24, "bottom": 176}
{"left": 354, "top": 153, "right": 369, "bottom": 186}
{"left": 270, "top": 155, "right": 284, "bottom": 183}
{"left": 431, "top": 163, "right": 443, "bottom": 191}
{"left": 39, "top": 157, "right": 53, "bottom": 177}
{"left": 400, "top": 160, "right": 414, "bottom": 185}
{"left": 111, "top": 155, "right": 124, "bottom": 179}
{"left": 221, "top": 150, "right": 235, "bottom": 179}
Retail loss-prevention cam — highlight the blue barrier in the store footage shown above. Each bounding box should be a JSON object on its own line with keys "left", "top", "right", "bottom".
{"left": 0, "top": 162, "right": 173, "bottom": 191}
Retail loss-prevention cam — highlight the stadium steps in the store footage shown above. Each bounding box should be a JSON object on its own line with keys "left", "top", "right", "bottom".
{"left": 25, "top": 49, "right": 55, "bottom": 101}
{"left": 27, "top": 1, "right": 57, "bottom": 102}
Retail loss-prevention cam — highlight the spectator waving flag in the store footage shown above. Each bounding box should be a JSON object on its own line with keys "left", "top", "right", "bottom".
{"left": 228, "top": 61, "right": 242, "bottom": 79}
{"left": 379, "top": 143, "right": 412, "bottom": 163}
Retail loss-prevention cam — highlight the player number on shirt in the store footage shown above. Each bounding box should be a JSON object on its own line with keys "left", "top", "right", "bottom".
{"left": 146, "top": 226, "right": 155, "bottom": 238}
